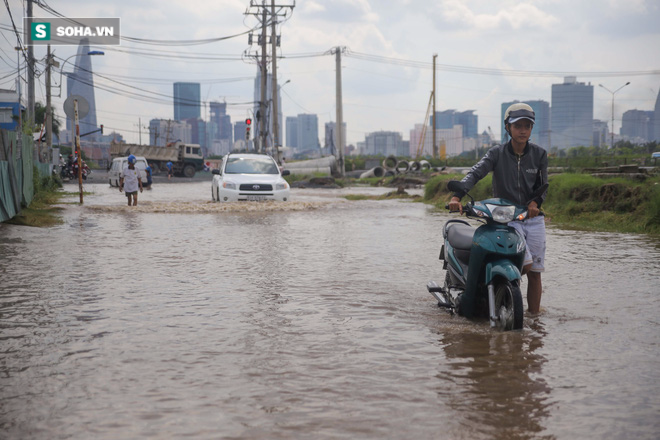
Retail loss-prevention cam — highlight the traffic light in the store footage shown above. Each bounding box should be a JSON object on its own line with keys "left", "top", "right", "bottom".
{"left": 245, "top": 118, "right": 252, "bottom": 141}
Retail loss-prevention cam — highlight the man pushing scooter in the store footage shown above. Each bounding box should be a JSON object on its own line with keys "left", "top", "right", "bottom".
{"left": 448, "top": 103, "right": 548, "bottom": 314}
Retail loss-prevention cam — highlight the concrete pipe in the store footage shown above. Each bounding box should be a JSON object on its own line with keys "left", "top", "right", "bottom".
{"left": 359, "top": 166, "right": 385, "bottom": 179}
{"left": 384, "top": 170, "right": 396, "bottom": 177}
{"left": 382, "top": 155, "right": 398, "bottom": 170}
{"left": 419, "top": 160, "right": 431, "bottom": 170}
{"left": 409, "top": 161, "right": 421, "bottom": 172}
{"left": 345, "top": 169, "right": 367, "bottom": 178}
{"left": 396, "top": 160, "right": 410, "bottom": 174}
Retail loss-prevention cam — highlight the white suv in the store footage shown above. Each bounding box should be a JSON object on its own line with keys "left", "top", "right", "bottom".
{"left": 212, "top": 153, "right": 290, "bottom": 202}
{"left": 108, "top": 156, "right": 148, "bottom": 187}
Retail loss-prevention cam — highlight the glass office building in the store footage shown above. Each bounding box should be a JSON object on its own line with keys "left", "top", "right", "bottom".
{"left": 551, "top": 76, "right": 594, "bottom": 149}
{"left": 173, "top": 82, "right": 201, "bottom": 121}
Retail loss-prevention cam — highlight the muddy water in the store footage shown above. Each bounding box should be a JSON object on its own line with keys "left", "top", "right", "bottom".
{"left": 1, "top": 182, "right": 658, "bottom": 439}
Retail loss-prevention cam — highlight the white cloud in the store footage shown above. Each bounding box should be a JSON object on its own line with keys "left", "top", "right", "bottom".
{"left": 4, "top": 0, "right": 657, "bottom": 146}
{"left": 437, "top": 0, "right": 559, "bottom": 31}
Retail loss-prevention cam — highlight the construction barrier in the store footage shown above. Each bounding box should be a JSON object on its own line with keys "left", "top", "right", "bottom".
{"left": 0, "top": 130, "right": 48, "bottom": 223}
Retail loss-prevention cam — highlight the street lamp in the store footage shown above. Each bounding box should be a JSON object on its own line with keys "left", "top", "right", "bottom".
{"left": 45, "top": 49, "right": 104, "bottom": 167}
{"left": 54, "top": 50, "right": 105, "bottom": 97}
{"left": 599, "top": 81, "right": 630, "bottom": 151}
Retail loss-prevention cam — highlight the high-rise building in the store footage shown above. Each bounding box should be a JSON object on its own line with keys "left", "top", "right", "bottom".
{"left": 652, "top": 88, "right": 660, "bottom": 142}
{"left": 173, "top": 82, "right": 201, "bottom": 121}
{"left": 364, "top": 131, "right": 404, "bottom": 157}
{"left": 149, "top": 119, "right": 191, "bottom": 146}
{"left": 65, "top": 38, "right": 99, "bottom": 140}
{"left": 285, "top": 116, "right": 298, "bottom": 149}
{"left": 593, "top": 120, "right": 609, "bottom": 148}
{"left": 621, "top": 110, "right": 654, "bottom": 142}
{"left": 551, "top": 76, "right": 594, "bottom": 149}
{"left": 209, "top": 101, "right": 232, "bottom": 142}
{"left": 184, "top": 118, "right": 207, "bottom": 151}
{"left": 431, "top": 110, "right": 478, "bottom": 139}
{"left": 295, "top": 114, "right": 319, "bottom": 152}
{"left": 410, "top": 124, "right": 463, "bottom": 157}
{"left": 457, "top": 111, "right": 478, "bottom": 138}
{"left": 501, "top": 100, "right": 550, "bottom": 150}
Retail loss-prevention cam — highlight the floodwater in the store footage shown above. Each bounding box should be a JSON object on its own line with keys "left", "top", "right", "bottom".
{"left": 1, "top": 181, "right": 658, "bottom": 439}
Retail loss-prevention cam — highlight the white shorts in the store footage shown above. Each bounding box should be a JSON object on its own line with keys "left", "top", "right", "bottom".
{"left": 509, "top": 215, "right": 546, "bottom": 272}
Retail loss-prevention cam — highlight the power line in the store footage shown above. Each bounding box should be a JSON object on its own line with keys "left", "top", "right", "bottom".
{"left": 345, "top": 50, "right": 660, "bottom": 78}
{"left": 33, "top": 1, "right": 261, "bottom": 46}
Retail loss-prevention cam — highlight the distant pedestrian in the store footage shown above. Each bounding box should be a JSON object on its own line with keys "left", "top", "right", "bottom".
{"left": 166, "top": 161, "right": 174, "bottom": 180}
{"left": 143, "top": 165, "right": 153, "bottom": 189}
{"left": 119, "top": 155, "right": 143, "bottom": 206}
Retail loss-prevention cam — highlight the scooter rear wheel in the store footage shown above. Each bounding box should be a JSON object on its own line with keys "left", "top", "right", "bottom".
{"left": 494, "top": 280, "right": 524, "bottom": 330}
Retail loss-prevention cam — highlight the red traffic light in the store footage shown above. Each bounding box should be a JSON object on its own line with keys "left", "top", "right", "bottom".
{"left": 245, "top": 118, "right": 252, "bottom": 126}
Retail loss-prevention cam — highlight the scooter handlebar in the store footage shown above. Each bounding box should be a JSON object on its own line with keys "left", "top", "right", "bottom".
{"left": 445, "top": 203, "right": 468, "bottom": 213}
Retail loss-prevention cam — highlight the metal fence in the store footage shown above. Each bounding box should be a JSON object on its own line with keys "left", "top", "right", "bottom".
{"left": 0, "top": 129, "right": 49, "bottom": 223}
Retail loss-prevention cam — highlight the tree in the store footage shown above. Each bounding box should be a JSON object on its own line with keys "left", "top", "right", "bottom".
{"left": 34, "top": 102, "right": 61, "bottom": 136}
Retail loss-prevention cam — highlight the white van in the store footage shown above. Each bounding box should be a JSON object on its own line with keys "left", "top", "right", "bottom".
{"left": 108, "top": 156, "right": 149, "bottom": 187}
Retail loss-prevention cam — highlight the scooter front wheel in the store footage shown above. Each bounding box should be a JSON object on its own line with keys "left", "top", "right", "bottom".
{"left": 494, "top": 280, "right": 524, "bottom": 330}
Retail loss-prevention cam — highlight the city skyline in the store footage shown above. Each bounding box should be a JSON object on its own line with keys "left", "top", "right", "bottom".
{"left": 56, "top": 50, "right": 660, "bottom": 157}
{"left": 2, "top": 0, "right": 658, "bottom": 149}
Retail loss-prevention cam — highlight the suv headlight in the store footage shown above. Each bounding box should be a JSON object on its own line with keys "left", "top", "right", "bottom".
{"left": 485, "top": 204, "right": 515, "bottom": 223}
{"left": 222, "top": 181, "right": 236, "bottom": 190}
{"left": 276, "top": 182, "right": 288, "bottom": 190}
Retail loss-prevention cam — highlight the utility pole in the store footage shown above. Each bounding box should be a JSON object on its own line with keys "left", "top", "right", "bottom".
{"left": 258, "top": 5, "right": 268, "bottom": 154}
{"left": 245, "top": 1, "right": 294, "bottom": 155}
{"left": 271, "top": 0, "right": 280, "bottom": 163}
{"left": 46, "top": 45, "right": 55, "bottom": 157}
{"left": 135, "top": 117, "right": 147, "bottom": 144}
{"left": 27, "top": 0, "right": 35, "bottom": 135}
{"left": 74, "top": 99, "right": 84, "bottom": 204}
{"left": 432, "top": 54, "right": 437, "bottom": 159}
{"left": 15, "top": 47, "right": 23, "bottom": 151}
{"left": 334, "top": 46, "right": 345, "bottom": 177}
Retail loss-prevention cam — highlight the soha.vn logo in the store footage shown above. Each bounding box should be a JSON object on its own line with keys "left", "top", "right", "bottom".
{"left": 31, "top": 23, "right": 50, "bottom": 40}
{"left": 31, "top": 22, "right": 115, "bottom": 40}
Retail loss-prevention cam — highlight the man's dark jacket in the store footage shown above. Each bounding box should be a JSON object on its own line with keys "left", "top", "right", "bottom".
{"left": 453, "top": 140, "right": 548, "bottom": 208}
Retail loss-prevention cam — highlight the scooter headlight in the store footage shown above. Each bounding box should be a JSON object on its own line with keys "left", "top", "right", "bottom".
{"left": 485, "top": 204, "right": 515, "bottom": 223}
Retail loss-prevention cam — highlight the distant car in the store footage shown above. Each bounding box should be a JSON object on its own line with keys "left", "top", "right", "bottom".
{"left": 211, "top": 153, "right": 290, "bottom": 202}
{"left": 108, "top": 156, "right": 149, "bottom": 187}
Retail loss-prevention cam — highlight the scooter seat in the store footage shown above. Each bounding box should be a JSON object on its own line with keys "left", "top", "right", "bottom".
{"left": 447, "top": 223, "right": 475, "bottom": 250}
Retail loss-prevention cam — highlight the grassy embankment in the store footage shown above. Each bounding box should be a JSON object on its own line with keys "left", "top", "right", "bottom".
{"left": 423, "top": 173, "right": 660, "bottom": 236}
{"left": 3, "top": 173, "right": 87, "bottom": 227}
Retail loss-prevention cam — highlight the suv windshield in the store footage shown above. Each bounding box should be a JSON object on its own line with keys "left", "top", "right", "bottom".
{"left": 225, "top": 157, "right": 279, "bottom": 174}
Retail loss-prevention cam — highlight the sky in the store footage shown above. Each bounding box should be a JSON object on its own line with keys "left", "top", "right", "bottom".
{"left": 2, "top": 0, "right": 659, "bottom": 148}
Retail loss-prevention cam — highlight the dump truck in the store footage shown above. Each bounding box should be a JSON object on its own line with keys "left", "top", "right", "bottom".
{"left": 110, "top": 141, "right": 204, "bottom": 177}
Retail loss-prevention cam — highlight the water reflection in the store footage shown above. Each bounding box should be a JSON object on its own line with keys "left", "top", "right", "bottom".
{"left": 437, "top": 322, "right": 553, "bottom": 440}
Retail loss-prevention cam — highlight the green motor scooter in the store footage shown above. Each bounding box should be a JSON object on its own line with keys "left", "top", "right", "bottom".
{"left": 427, "top": 181, "right": 548, "bottom": 330}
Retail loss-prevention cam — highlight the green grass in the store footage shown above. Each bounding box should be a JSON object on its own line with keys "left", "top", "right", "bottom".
{"left": 422, "top": 173, "right": 660, "bottom": 236}
{"left": 4, "top": 173, "right": 66, "bottom": 227}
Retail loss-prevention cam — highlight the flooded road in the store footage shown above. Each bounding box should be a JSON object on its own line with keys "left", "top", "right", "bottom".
{"left": 1, "top": 181, "right": 659, "bottom": 439}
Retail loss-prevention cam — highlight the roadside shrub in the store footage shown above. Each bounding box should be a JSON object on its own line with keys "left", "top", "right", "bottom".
{"left": 646, "top": 183, "right": 660, "bottom": 229}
